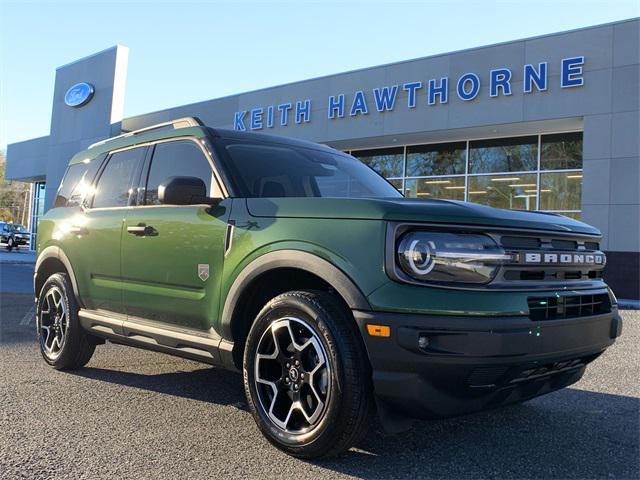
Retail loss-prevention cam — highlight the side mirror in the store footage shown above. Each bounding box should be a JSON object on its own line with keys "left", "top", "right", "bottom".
{"left": 158, "top": 176, "right": 216, "bottom": 205}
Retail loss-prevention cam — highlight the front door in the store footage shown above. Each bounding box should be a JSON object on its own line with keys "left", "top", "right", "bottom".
{"left": 121, "top": 139, "right": 229, "bottom": 332}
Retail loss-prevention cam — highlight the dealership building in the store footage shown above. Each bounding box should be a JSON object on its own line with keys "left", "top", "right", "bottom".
{"left": 6, "top": 18, "right": 639, "bottom": 299}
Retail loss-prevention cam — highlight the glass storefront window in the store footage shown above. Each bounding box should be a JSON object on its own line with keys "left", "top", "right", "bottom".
{"left": 406, "top": 142, "right": 466, "bottom": 176}
{"left": 387, "top": 178, "right": 403, "bottom": 192}
{"left": 539, "top": 172, "right": 582, "bottom": 211}
{"left": 404, "top": 176, "right": 465, "bottom": 201}
{"left": 469, "top": 136, "right": 538, "bottom": 174}
{"left": 30, "top": 181, "right": 46, "bottom": 250}
{"left": 349, "top": 132, "right": 583, "bottom": 216}
{"left": 468, "top": 173, "right": 538, "bottom": 210}
{"left": 351, "top": 147, "right": 404, "bottom": 178}
{"left": 558, "top": 212, "right": 582, "bottom": 220}
{"left": 541, "top": 132, "right": 583, "bottom": 170}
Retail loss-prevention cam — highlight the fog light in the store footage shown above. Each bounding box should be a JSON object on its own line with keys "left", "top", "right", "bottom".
{"left": 418, "top": 334, "right": 430, "bottom": 349}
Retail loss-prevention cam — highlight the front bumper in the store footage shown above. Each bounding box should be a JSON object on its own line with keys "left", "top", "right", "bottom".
{"left": 353, "top": 308, "right": 622, "bottom": 419}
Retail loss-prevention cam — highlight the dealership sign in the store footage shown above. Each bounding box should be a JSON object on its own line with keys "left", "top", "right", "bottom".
{"left": 64, "top": 82, "right": 95, "bottom": 108}
{"left": 233, "top": 56, "right": 585, "bottom": 131}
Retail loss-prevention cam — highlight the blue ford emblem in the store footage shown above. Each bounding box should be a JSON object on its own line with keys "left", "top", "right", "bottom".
{"left": 64, "top": 82, "right": 95, "bottom": 107}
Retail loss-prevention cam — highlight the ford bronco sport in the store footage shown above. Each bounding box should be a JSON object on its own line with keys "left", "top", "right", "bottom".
{"left": 34, "top": 117, "right": 622, "bottom": 458}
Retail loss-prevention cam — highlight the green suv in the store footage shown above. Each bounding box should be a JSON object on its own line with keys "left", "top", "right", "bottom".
{"left": 35, "top": 117, "right": 622, "bottom": 458}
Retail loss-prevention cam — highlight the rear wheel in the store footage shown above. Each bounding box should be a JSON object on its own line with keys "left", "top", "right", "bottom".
{"left": 243, "top": 290, "right": 374, "bottom": 458}
{"left": 36, "top": 273, "right": 95, "bottom": 370}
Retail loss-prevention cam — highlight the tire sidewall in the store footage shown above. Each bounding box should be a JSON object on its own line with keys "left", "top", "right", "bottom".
{"left": 36, "top": 273, "right": 83, "bottom": 368}
{"left": 244, "top": 295, "right": 347, "bottom": 451}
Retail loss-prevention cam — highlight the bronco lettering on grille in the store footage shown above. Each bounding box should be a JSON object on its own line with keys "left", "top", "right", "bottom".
{"left": 521, "top": 252, "right": 605, "bottom": 266}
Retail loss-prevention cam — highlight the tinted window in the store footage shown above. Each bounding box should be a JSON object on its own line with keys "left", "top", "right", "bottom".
{"left": 468, "top": 173, "right": 538, "bottom": 210}
{"left": 406, "top": 142, "right": 466, "bottom": 177}
{"left": 404, "top": 176, "right": 466, "bottom": 201}
{"left": 145, "top": 141, "right": 214, "bottom": 205}
{"left": 469, "top": 136, "right": 538, "bottom": 174}
{"left": 539, "top": 172, "right": 582, "bottom": 210}
{"left": 54, "top": 155, "right": 103, "bottom": 208}
{"left": 92, "top": 148, "right": 145, "bottom": 208}
{"left": 351, "top": 147, "right": 404, "bottom": 178}
{"left": 223, "top": 143, "right": 401, "bottom": 198}
{"left": 541, "top": 132, "right": 582, "bottom": 170}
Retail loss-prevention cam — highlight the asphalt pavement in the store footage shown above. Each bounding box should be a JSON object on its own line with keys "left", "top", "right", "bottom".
{"left": 0, "top": 262, "right": 638, "bottom": 479}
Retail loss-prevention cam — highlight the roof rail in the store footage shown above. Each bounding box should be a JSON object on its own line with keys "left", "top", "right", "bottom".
{"left": 88, "top": 117, "right": 204, "bottom": 149}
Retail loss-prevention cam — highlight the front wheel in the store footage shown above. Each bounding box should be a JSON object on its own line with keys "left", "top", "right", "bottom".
{"left": 6, "top": 238, "right": 14, "bottom": 251}
{"left": 243, "top": 290, "right": 374, "bottom": 458}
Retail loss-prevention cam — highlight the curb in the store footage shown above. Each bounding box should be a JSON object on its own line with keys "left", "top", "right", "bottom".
{"left": 619, "top": 300, "right": 640, "bottom": 310}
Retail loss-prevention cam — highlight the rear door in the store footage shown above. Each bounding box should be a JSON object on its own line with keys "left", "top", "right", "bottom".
{"left": 121, "top": 139, "right": 230, "bottom": 332}
{"left": 63, "top": 146, "right": 147, "bottom": 314}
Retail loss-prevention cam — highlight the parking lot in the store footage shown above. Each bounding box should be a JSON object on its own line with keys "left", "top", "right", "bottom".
{"left": 0, "top": 262, "right": 638, "bottom": 479}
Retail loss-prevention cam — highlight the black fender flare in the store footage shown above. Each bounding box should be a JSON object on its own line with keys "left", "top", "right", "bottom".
{"left": 34, "top": 246, "right": 82, "bottom": 304}
{"left": 220, "top": 249, "right": 370, "bottom": 340}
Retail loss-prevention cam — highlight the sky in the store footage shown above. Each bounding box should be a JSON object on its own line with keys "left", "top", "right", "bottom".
{"left": 1, "top": 0, "right": 638, "bottom": 150}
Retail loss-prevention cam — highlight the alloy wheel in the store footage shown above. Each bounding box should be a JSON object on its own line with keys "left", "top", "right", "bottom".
{"left": 254, "top": 317, "right": 331, "bottom": 434}
{"left": 38, "top": 286, "right": 68, "bottom": 359}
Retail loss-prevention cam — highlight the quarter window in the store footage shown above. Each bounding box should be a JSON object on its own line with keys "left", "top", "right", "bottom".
{"left": 92, "top": 148, "right": 145, "bottom": 209}
{"left": 145, "top": 141, "right": 215, "bottom": 205}
{"left": 54, "top": 155, "right": 103, "bottom": 208}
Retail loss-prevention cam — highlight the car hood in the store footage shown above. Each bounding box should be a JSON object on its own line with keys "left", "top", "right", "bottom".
{"left": 246, "top": 197, "right": 600, "bottom": 235}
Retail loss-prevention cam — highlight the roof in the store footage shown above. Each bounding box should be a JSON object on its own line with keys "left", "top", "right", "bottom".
{"left": 69, "top": 119, "right": 336, "bottom": 165}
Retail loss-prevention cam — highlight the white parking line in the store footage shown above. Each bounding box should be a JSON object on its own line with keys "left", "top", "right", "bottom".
{"left": 19, "top": 304, "right": 36, "bottom": 326}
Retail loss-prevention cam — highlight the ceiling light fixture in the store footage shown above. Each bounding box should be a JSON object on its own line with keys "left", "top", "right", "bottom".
{"left": 491, "top": 177, "right": 521, "bottom": 182}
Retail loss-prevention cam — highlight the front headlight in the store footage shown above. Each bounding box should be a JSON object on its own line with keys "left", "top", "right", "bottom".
{"left": 397, "top": 231, "right": 511, "bottom": 284}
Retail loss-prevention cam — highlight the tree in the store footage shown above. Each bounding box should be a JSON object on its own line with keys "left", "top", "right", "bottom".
{"left": 0, "top": 151, "right": 31, "bottom": 225}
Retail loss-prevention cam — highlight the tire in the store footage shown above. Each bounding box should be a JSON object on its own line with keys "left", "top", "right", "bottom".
{"left": 243, "top": 290, "right": 374, "bottom": 458}
{"left": 6, "top": 238, "right": 13, "bottom": 251}
{"left": 36, "top": 273, "right": 95, "bottom": 370}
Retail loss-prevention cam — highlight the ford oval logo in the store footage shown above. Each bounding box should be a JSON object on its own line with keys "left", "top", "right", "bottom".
{"left": 64, "top": 82, "right": 95, "bottom": 108}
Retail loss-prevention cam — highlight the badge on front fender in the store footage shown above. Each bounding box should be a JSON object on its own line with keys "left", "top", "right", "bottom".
{"left": 198, "top": 264, "right": 210, "bottom": 281}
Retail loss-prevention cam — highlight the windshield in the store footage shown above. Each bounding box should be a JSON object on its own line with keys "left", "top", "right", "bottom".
{"left": 221, "top": 142, "right": 402, "bottom": 199}
{"left": 9, "top": 224, "right": 26, "bottom": 232}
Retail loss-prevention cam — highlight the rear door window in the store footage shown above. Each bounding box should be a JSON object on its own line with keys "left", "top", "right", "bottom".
{"left": 92, "top": 148, "right": 146, "bottom": 209}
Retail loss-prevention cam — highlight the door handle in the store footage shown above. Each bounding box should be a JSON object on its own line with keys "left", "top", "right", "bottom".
{"left": 127, "top": 223, "right": 158, "bottom": 237}
{"left": 68, "top": 226, "right": 88, "bottom": 235}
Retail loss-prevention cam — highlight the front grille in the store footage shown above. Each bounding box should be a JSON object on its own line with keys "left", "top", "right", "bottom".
{"left": 528, "top": 293, "right": 611, "bottom": 320}
{"left": 498, "top": 235, "right": 600, "bottom": 252}
{"left": 466, "top": 352, "right": 602, "bottom": 390}
{"left": 501, "top": 236, "right": 541, "bottom": 249}
{"left": 493, "top": 232, "right": 604, "bottom": 286}
{"left": 503, "top": 269, "right": 603, "bottom": 281}
{"left": 551, "top": 239, "right": 578, "bottom": 250}
{"left": 466, "top": 366, "right": 509, "bottom": 387}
